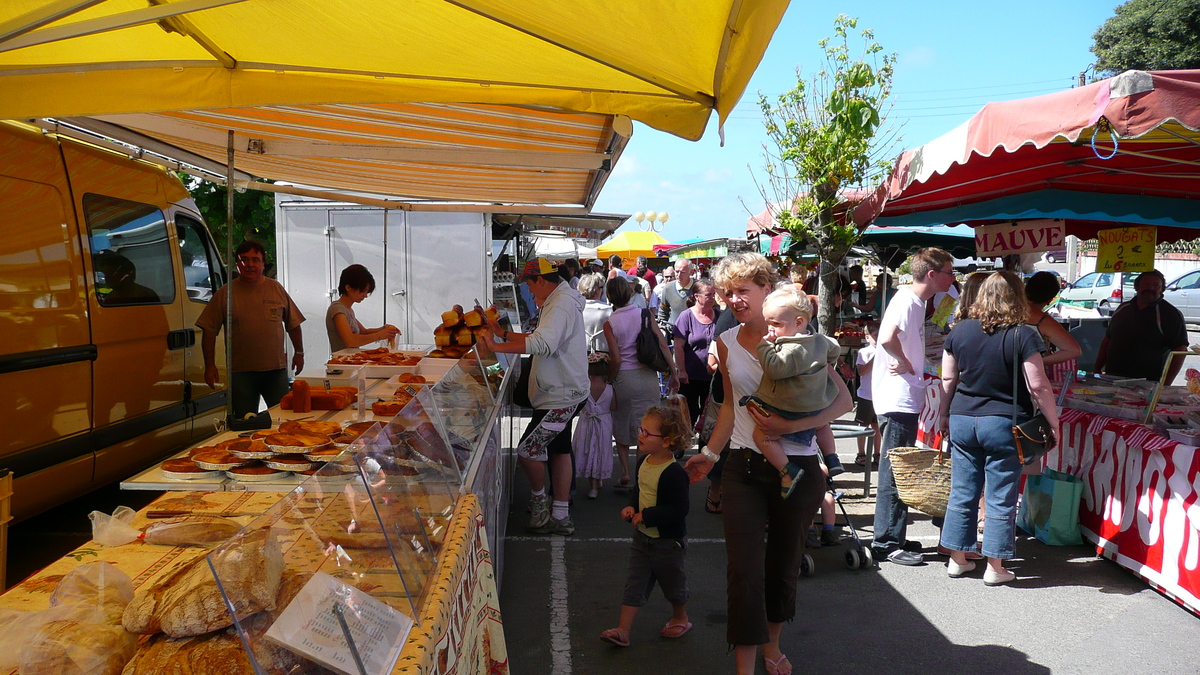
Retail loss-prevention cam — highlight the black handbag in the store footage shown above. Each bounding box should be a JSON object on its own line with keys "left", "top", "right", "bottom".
{"left": 635, "top": 309, "right": 671, "bottom": 372}
{"left": 1010, "top": 326, "right": 1054, "bottom": 465}
{"left": 511, "top": 355, "right": 533, "bottom": 408}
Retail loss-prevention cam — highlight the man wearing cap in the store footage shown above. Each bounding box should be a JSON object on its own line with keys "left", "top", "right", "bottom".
{"left": 482, "top": 258, "right": 589, "bottom": 535}
{"left": 1096, "top": 269, "right": 1189, "bottom": 384}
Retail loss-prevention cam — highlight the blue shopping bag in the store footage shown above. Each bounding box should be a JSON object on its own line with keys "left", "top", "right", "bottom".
{"left": 1017, "top": 468, "right": 1084, "bottom": 546}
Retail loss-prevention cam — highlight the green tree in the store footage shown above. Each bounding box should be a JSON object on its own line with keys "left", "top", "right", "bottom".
{"left": 1092, "top": 0, "right": 1200, "bottom": 75}
{"left": 179, "top": 174, "right": 277, "bottom": 272}
{"left": 755, "top": 15, "right": 896, "bottom": 335}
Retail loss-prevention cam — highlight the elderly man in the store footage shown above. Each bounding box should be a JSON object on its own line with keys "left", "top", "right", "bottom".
{"left": 656, "top": 259, "right": 696, "bottom": 335}
{"left": 631, "top": 255, "right": 658, "bottom": 290}
{"left": 1096, "top": 269, "right": 1189, "bottom": 385}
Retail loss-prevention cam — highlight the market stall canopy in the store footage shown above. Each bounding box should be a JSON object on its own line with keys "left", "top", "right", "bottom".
{"left": 46, "top": 103, "right": 629, "bottom": 210}
{"left": 530, "top": 236, "right": 598, "bottom": 261}
{"left": 595, "top": 230, "right": 668, "bottom": 261}
{"left": 748, "top": 188, "right": 874, "bottom": 236}
{"left": 855, "top": 70, "right": 1200, "bottom": 242}
{"left": 0, "top": 0, "right": 789, "bottom": 142}
{"left": 860, "top": 225, "right": 977, "bottom": 259}
{"left": 493, "top": 213, "right": 625, "bottom": 243}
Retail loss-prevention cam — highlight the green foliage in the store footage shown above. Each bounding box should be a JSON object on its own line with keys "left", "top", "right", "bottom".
{"left": 897, "top": 258, "right": 912, "bottom": 276}
{"left": 754, "top": 15, "right": 896, "bottom": 333}
{"left": 1092, "top": 0, "right": 1200, "bottom": 75}
{"left": 179, "top": 173, "right": 276, "bottom": 267}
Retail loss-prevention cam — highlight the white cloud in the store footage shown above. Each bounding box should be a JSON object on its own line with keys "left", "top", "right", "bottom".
{"left": 611, "top": 152, "right": 642, "bottom": 178}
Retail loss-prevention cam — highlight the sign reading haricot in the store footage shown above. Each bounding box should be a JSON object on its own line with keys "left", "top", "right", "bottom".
{"left": 1096, "top": 226, "right": 1156, "bottom": 273}
{"left": 974, "top": 219, "right": 1065, "bottom": 256}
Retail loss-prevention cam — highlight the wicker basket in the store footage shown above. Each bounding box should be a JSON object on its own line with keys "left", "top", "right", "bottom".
{"left": 889, "top": 447, "right": 951, "bottom": 518}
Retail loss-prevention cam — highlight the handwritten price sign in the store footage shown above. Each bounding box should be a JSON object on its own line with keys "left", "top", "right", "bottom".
{"left": 1096, "top": 226, "right": 1155, "bottom": 272}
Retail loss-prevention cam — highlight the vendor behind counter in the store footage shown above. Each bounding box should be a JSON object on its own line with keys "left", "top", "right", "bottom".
{"left": 1095, "top": 270, "right": 1189, "bottom": 385}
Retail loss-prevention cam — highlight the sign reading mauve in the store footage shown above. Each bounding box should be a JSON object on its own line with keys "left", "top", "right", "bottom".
{"left": 974, "top": 219, "right": 1065, "bottom": 256}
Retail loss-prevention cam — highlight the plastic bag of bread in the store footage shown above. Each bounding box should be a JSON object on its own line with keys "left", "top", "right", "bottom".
{"left": 141, "top": 516, "right": 243, "bottom": 547}
{"left": 89, "top": 506, "right": 141, "bottom": 546}
{"left": 18, "top": 618, "right": 137, "bottom": 675}
{"left": 50, "top": 562, "right": 135, "bottom": 625}
{"left": 120, "top": 629, "right": 253, "bottom": 675}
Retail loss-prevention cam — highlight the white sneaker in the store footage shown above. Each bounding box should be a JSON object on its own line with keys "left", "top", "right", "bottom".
{"left": 527, "top": 494, "right": 550, "bottom": 530}
{"left": 947, "top": 559, "right": 976, "bottom": 578}
{"left": 983, "top": 567, "right": 1016, "bottom": 585}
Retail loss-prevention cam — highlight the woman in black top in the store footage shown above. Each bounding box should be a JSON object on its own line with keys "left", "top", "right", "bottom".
{"left": 937, "top": 271, "right": 1061, "bottom": 585}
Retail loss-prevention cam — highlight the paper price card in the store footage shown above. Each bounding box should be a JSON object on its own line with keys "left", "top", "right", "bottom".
{"left": 265, "top": 571, "right": 413, "bottom": 675}
{"left": 1096, "top": 226, "right": 1155, "bottom": 273}
{"left": 930, "top": 294, "right": 956, "bottom": 328}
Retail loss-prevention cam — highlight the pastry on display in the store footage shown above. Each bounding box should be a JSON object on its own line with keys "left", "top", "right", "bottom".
{"left": 396, "top": 373, "right": 427, "bottom": 384}
{"left": 226, "top": 463, "right": 287, "bottom": 482}
{"left": 161, "top": 458, "right": 223, "bottom": 480}
{"left": 262, "top": 431, "right": 331, "bottom": 451}
{"left": 279, "top": 386, "right": 358, "bottom": 411}
{"left": 265, "top": 455, "right": 316, "bottom": 472}
{"left": 436, "top": 303, "right": 484, "bottom": 351}
{"left": 372, "top": 399, "right": 406, "bottom": 416}
{"left": 188, "top": 445, "right": 220, "bottom": 457}
{"left": 278, "top": 419, "right": 342, "bottom": 436}
{"left": 342, "top": 421, "right": 380, "bottom": 437}
{"left": 223, "top": 439, "right": 273, "bottom": 460}
{"left": 190, "top": 450, "right": 250, "bottom": 472}
{"left": 302, "top": 446, "right": 345, "bottom": 462}
{"left": 329, "top": 347, "right": 420, "bottom": 366}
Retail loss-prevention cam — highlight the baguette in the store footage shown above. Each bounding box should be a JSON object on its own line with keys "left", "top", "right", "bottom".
{"left": 142, "top": 517, "right": 243, "bottom": 547}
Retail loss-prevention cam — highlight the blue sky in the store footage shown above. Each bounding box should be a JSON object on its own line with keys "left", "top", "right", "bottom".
{"left": 593, "top": 0, "right": 1119, "bottom": 242}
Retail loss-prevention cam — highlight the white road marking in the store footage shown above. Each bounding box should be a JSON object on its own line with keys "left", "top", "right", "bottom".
{"left": 549, "top": 535, "right": 572, "bottom": 674}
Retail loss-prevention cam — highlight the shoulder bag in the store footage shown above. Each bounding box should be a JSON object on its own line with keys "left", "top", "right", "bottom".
{"left": 1011, "top": 326, "right": 1054, "bottom": 465}
{"left": 635, "top": 309, "right": 671, "bottom": 372}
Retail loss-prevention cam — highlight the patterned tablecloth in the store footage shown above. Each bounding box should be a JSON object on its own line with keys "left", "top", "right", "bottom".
{"left": 0, "top": 491, "right": 508, "bottom": 674}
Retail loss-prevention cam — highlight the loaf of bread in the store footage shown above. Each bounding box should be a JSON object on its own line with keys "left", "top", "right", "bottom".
{"left": 49, "top": 561, "right": 135, "bottom": 625}
{"left": 21, "top": 618, "right": 137, "bottom": 675}
{"left": 120, "top": 629, "right": 253, "bottom": 675}
{"left": 142, "top": 517, "right": 243, "bottom": 547}
{"left": 291, "top": 379, "right": 311, "bottom": 413}
{"left": 122, "top": 529, "right": 283, "bottom": 637}
{"left": 372, "top": 399, "right": 404, "bottom": 416}
{"left": 463, "top": 309, "right": 484, "bottom": 327}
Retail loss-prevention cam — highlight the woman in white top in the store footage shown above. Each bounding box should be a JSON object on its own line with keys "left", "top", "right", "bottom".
{"left": 685, "top": 253, "right": 852, "bottom": 675}
{"left": 326, "top": 264, "right": 400, "bottom": 353}
{"left": 578, "top": 273, "right": 612, "bottom": 354}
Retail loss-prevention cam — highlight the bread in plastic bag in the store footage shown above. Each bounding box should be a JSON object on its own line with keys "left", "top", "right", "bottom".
{"left": 89, "top": 506, "right": 141, "bottom": 546}
{"left": 49, "top": 562, "right": 135, "bottom": 625}
{"left": 0, "top": 605, "right": 92, "bottom": 671}
{"left": 18, "top": 618, "right": 137, "bottom": 675}
{"left": 141, "top": 516, "right": 243, "bottom": 547}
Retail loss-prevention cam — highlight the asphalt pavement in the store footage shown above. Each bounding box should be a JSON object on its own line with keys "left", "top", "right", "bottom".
{"left": 498, "top": 422, "right": 1200, "bottom": 675}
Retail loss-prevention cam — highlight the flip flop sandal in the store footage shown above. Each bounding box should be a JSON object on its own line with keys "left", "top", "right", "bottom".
{"left": 853, "top": 454, "right": 868, "bottom": 466}
{"left": 705, "top": 496, "right": 722, "bottom": 514}
{"left": 660, "top": 621, "right": 692, "bottom": 638}
{"left": 764, "top": 653, "right": 792, "bottom": 675}
{"left": 599, "top": 628, "right": 630, "bottom": 647}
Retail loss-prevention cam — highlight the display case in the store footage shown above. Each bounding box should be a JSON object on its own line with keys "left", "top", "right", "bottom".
{"left": 491, "top": 273, "right": 524, "bottom": 330}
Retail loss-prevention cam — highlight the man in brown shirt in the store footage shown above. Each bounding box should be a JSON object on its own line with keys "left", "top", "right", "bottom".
{"left": 197, "top": 240, "right": 305, "bottom": 417}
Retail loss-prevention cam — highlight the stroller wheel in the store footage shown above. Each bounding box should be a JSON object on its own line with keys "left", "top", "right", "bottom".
{"left": 861, "top": 546, "right": 875, "bottom": 569}
{"left": 800, "top": 553, "right": 815, "bottom": 577}
{"left": 845, "top": 548, "right": 861, "bottom": 569}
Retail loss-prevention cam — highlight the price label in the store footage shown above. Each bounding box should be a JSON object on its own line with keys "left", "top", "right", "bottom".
{"left": 1096, "top": 226, "right": 1155, "bottom": 273}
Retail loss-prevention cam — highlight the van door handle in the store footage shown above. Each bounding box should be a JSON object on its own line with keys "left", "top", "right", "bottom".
{"left": 167, "top": 328, "right": 195, "bottom": 350}
{"left": 392, "top": 290, "right": 407, "bottom": 297}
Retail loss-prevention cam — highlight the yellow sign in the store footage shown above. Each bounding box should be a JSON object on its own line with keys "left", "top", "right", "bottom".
{"left": 1096, "top": 226, "right": 1155, "bottom": 272}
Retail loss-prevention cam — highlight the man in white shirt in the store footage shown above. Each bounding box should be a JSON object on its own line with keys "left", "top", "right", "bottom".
{"left": 870, "top": 247, "right": 956, "bottom": 565}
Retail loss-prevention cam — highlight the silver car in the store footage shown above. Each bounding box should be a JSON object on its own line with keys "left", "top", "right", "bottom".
{"left": 1163, "top": 270, "right": 1200, "bottom": 324}
{"left": 1058, "top": 271, "right": 1137, "bottom": 315}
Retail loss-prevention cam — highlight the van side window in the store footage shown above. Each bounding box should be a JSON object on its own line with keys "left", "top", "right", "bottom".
{"left": 176, "top": 214, "right": 225, "bottom": 303}
{"left": 83, "top": 194, "right": 175, "bottom": 306}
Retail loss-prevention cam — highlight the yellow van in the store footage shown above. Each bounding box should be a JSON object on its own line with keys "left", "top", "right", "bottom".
{"left": 0, "top": 121, "right": 227, "bottom": 521}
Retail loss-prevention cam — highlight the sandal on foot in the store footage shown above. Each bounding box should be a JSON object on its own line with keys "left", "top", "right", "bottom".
{"left": 660, "top": 621, "right": 692, "bottom": 638}
{"left": 705, "top": 496, "right": 722, "bottom": 514}
{"left": 853, "top": 454, "right": 867, "bottom": 466}
{"left": 599, "top": 628, "right": 630, "bottom": 647}
{"left": 764, "top": 652, "right": 792, "bottom": 675}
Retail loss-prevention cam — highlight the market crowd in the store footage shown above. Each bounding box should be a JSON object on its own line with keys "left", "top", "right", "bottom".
{"left": 466, "top": 249, "right": 1188, "bottom": 675}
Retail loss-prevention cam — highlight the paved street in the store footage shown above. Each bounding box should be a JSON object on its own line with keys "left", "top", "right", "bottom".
{"left": 499, "top": 423, "right": 1200, "bottom": 675}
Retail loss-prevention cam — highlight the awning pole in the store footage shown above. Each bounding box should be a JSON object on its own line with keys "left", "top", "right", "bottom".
{"left": 224, "top": 130, "right": 234, "bottom": 417}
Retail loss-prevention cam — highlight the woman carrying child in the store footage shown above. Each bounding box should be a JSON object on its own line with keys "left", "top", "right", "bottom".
{"left": 600, "top": 404, "right": 693, "bottom": 647}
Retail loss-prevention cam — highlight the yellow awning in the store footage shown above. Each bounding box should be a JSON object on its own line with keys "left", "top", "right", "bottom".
{"left": 0, "top": 0, "right": 790, "bottom": 142}
{"left": 595, "top": 230, "right": 668, "bottom": 262}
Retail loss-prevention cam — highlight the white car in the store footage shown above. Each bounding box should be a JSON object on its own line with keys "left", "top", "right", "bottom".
{"left": 1058, "top": 272, "right": 1137, "bottom": 315}
{"left": 1163, "top": 270, "right": 1200, "bottom": 324}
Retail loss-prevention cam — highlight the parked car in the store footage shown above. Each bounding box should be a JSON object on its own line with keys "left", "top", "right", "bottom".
{"left": 1163, "top": 270, "right": 1200, "bottom": 324}
{"left": 1043, "top": 249, "right": 1068, "bottom": 264}
{"left": 1057, "top": 271, "right": 1137, "bottom": 315}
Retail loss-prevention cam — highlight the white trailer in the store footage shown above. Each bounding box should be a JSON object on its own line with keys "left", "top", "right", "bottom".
{"left": 275, "top": 193, "right": 491, "bottom": 367}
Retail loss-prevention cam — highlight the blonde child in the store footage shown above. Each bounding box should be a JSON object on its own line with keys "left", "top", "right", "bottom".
{"left": 600, "top": 405, "right": 692, "bottom": 647}
{"left": 574, "top": 353, "right": 615, "bottom": 499}
{"left": 740, "top": 286, "right": 842, "bottom": 498}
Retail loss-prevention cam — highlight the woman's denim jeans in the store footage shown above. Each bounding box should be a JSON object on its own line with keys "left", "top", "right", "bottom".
{"left": 943, "top": 414, "right": 1022, "bottom": 559}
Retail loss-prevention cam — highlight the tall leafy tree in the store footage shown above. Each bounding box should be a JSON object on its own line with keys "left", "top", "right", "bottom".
{"left": 754, "top": 15, "right": 897, "bottom": 335}
{"left": 1092, "top": 0, "right": 1200, "bottom": 75}
{"left": 179, "top": 174, "right": 277, "bottom": 273}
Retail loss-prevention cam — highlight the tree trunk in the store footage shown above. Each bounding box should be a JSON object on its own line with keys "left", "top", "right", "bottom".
{"left": 816, "top": 256, "right": 841, "bottom": 337}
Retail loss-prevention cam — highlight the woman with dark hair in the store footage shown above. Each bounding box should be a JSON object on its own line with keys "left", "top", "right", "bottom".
{"left": 1024, "top": 271, "right": 1081, "bottom": 370}
{"left": 673, "top": 279, "right": 719, "bottom": 427}
{"left": 937, "top": 271, "right": 1061, "bottom": 585}
{"left": 326, "top": 264, "right": 400, "bottom": 352}
{"left": 561, "top": 258, "right": 582, "bottom": 290}
{"left": 604, "top": 276, "right": 678, "bottom": 487}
